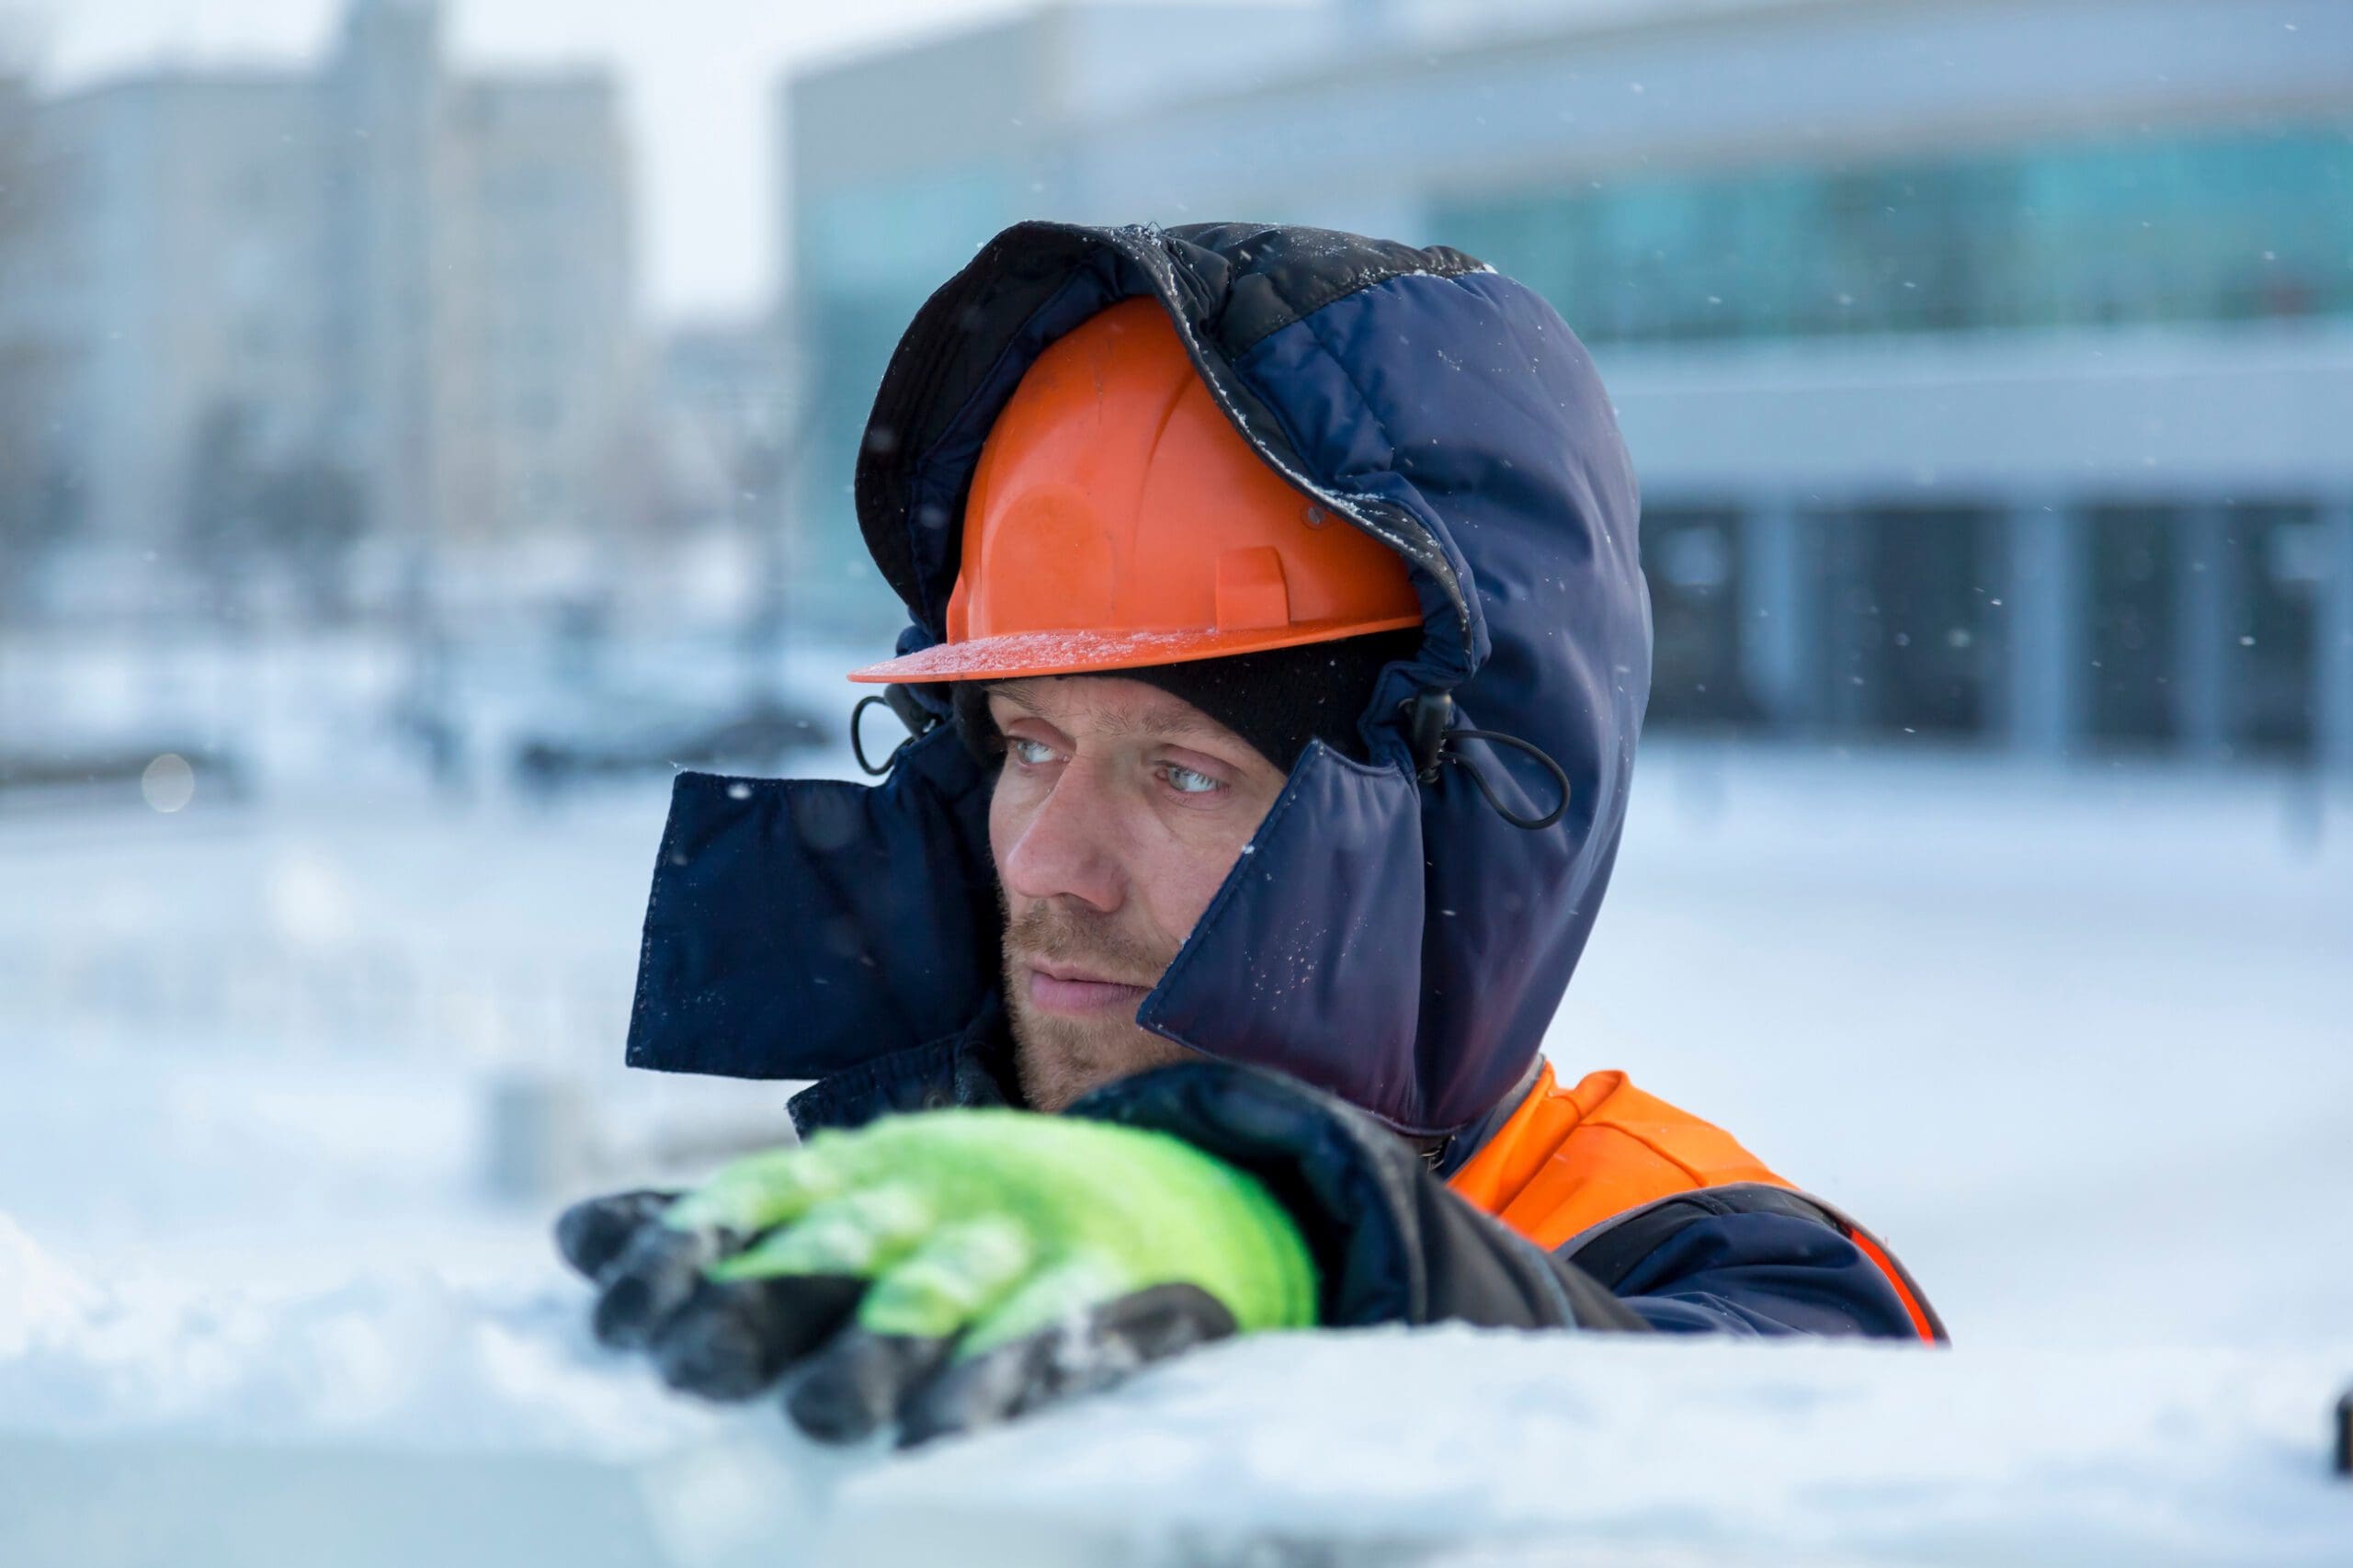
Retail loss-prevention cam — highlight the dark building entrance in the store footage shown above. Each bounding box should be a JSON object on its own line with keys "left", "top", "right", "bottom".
{"left": 1822, "top": 507, "right": 2003, "bottom": 738}
{"left": 2088, "top": 506, "right": 2180, "bottom": 748}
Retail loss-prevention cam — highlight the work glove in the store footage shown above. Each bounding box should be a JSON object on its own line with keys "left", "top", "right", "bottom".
{"left": 555, "top": 1109, "right": 1318, "bottom": 1447}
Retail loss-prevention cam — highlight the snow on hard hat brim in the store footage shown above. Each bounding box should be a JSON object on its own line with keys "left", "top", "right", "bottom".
{"left": 847, "top": 614, "right": 1424, "bottom": 685}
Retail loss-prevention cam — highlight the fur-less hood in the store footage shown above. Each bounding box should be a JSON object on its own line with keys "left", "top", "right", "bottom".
{"left": 624, "top": 221, "right": 1651, "bottom": 1137}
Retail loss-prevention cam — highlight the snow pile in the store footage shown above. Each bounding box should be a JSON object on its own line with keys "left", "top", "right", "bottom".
{"left": 0, "top": 1213, "right": 722, "bottom": 1464}
{"left": 0, "top": 1214, "right": 98, "bottom": 1356}
{"left": 846, "top": 1327, "right": 2353, "bottom": 1567}
{"left": 2, "top": 1199, "right": 2348, "bottom": 1565}
{"left": 7, "top": 1284, "right": 2347, "bottom": 1566}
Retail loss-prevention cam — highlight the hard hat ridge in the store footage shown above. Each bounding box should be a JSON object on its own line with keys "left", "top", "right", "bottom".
{"left": 850, "top": 297, "right": 1423, "bottom": 687}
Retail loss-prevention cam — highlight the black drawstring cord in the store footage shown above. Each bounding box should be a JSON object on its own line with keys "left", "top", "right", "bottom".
{"left": 850, "top": 687, "right": 938, "bottom": 777}
{"left": 1447, "top": 726, "right": 1573, "bottom": 831}
{"left": 1401, "top": 692, "right": 1572, "bottom": 832}
{"left": 849, "top": 695, "right": 903, "bottom": 776}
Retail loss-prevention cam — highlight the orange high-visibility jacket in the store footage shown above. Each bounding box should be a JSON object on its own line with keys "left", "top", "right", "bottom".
{"left": 1448, "top": 1064, "right": 1945, "bottom": 1342}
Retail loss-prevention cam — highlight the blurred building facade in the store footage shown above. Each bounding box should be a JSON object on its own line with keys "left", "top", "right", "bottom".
{"left": 782, "top": 0, "right": 2353, "bottom": 770}
{"left": 0, "top": 0, "right": 639, "bottom": 615}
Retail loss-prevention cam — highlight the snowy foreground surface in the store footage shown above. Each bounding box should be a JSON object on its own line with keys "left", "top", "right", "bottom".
{"left": 5, "top": 740, "right": 2350, "bottom": 1562}
{"left": 3, "top": 1210, "right": 2347, "bottom": 1568}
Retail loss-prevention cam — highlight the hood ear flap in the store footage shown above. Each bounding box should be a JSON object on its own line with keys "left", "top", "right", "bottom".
{"left": 624, "top": 727, "right": 1002, "bottom": 1081}
{"left": 1137, "top": 737, "right": 1572, "bottom": 1138}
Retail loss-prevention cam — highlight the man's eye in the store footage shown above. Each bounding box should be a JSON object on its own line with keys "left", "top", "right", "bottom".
{"left": 1009, "top": 737, "right": 1058, "bottom": 766}
{"left": 1162, "top": 765, "right": 1222, "bottom": 796}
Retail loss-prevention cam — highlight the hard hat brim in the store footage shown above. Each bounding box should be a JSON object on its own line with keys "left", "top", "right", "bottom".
{"left": 847, "top": 613, "right": 1424, "bottom": 685}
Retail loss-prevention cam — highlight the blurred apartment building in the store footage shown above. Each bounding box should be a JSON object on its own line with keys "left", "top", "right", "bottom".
{"left": 0, "top": 0, "right": 637, "bottom": 615}
{"left": 783, "top": 0, "right": 2353, "bottom": 769}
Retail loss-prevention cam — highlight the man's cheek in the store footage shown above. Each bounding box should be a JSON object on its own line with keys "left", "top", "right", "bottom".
{"left": 1145, "top": 858, "right": 1230, "bottom": 956}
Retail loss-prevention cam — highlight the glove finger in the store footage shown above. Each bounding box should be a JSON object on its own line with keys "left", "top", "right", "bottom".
{"left": 784, "top": 1328, "right": 953, "bottom": 1445}
{"left": 591, "top": 1145, "right": 846, "bottom": 1349}
{"left": 710, "top": 1183, "right": 936, "bottom": 1283}
{"left": 593, "top": 1222, "right": 732, "bottom": 1349}
{"left": 553, "top": 1190, "right": 677, "bottom": 1281}
{"left": 896, "top": 1282, "right": 1238, "bottom": 1449}
{"left": 663, "top": 1144, "right": 840, "bottom": 1238}
{"left": 852, "top": 1217, "right": 1035, "bottom": 1343}
{"left": 650, "top": 1273, "right": 868, "bottom": 1401}
{"left": 770, "top": 1220, "right": 1033, "bottom": 1437}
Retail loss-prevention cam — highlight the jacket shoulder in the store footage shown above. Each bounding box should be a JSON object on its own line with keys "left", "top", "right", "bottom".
{"left": 1449, "top": 1066, "right": 1790, "bottom": 1251}
{"left": 1447, "top": 1066, "right": 1948, "bottom": 1343}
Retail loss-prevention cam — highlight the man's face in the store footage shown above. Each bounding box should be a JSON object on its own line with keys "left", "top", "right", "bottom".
{"left": 986, "top": 676, "right": 1288, "bottom": 1112}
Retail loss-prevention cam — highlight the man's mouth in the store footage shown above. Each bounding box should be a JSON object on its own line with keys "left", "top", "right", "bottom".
{"left": 1022, "top": 960, "right": 1153, "bottom": 1017}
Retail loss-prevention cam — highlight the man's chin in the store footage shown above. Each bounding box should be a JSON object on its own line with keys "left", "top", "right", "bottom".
{"left": 1007, "top": 1006, "right": 1197, "bottom": 1113}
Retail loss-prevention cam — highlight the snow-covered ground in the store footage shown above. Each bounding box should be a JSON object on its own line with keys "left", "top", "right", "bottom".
{"left": 3, "top": 701, "right": 2349, "bottom": 1563}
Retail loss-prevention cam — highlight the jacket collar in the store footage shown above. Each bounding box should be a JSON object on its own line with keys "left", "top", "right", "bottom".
{"left": 787, "top": 992, "right": 1017, "bottom": 1138}
{"left": 1430, "top": 1056, "right": 1545, "bottom": 1179}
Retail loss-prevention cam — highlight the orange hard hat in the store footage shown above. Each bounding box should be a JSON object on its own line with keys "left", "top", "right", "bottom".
{"left": 849, "top": 297, "right": 1421, "bottom": 685}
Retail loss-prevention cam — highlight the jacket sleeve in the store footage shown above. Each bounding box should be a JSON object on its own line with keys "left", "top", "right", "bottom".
{"left": 1066, "top": 1060, "right": 1644, "bottom": 1332}
{"left": 1562, "top": 1192, "right": 1925, "bottom": 1339}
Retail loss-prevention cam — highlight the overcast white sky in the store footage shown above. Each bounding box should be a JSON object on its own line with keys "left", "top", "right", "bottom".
{"left": 15, "top": 0, "right": 1043, "bottom": 323}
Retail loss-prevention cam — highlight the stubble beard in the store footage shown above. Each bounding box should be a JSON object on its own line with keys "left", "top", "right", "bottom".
{"left": 1000, "top": 896, "right": 1197, "bottom": 1112}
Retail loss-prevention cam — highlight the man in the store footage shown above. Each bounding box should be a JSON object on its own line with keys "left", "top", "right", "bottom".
{"left": 564, "top": 222, "right": 1943, "bottom": 1449}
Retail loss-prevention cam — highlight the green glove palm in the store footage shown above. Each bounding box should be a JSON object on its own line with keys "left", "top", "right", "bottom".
{"left": 557, "top": 1110, "right": 1317, "bottom": 1446}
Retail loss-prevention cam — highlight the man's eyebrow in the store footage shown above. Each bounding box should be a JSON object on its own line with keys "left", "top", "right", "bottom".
{"left": 984, "top": 682, "right": 1044, "bottom": 717}
{"left": 984, "top": 682, "right": 1228, "bottom": 743}
{"left": 1121, "top": 702, "right": 1222, "bottom": 740}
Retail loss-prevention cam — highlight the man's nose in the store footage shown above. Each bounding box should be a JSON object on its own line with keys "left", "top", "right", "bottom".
{"left": 999, "top": 758, "right": 1126, "bottom": 914}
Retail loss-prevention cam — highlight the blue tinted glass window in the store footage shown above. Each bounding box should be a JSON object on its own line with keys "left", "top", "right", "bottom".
{"left": 1436, "top": 128, "right": 2353, "bottom": 344}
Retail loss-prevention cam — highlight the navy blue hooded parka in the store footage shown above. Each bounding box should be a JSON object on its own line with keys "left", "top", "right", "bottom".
{"left": 622, "top": 222, "right": 1934, "bottom": 1343}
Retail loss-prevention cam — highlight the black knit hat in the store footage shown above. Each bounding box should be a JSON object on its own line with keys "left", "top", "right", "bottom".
{"left": 950, "top": 629, "right": 1417, "bottom": 772}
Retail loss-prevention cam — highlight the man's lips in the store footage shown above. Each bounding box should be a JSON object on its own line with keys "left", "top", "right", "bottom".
{"left": 1022, "top": 961, "right": 1153, "bottom": 1017}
